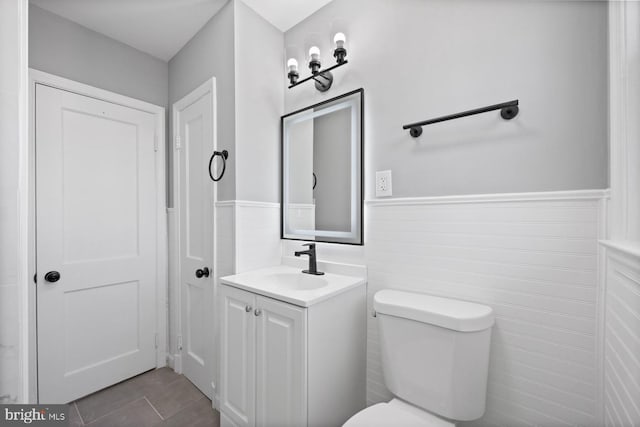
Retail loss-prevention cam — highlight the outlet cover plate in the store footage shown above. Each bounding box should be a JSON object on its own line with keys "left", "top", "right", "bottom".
{"left": 376, "top": 170, "right": 392, "bottom": 197}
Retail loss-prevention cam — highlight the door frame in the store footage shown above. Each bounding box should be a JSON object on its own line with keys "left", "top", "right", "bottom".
{"left": 170, "top": 77, "right": 218, "bottom": 400}
{"left": 28, "top": 69, "right": 168, "bottom": 402}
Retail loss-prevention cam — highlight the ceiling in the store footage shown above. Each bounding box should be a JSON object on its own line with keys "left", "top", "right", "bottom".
{"left": 29, "top": 0, "right": 335, "bottom": 62}
{"left": 241, "top": 0, "right": 333, "bottom": 32}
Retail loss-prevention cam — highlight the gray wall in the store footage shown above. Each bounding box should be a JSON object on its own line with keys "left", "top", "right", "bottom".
{"left": 29, "top": 5, "right": 171, "bottom": 204}
{"left": 234, "top": 0, "right": 284, "bottom": 203}
{"left": 29, "top": 5, "right": 168, "bottom": 108}
{"left": 285, "top": 0, "right": 608, "bottom": 198}
{"left": 169, "top": 0, "right": 283, "bottom": 203}
{"left": 168, "top": 1, "right": 236, "bottom": 202}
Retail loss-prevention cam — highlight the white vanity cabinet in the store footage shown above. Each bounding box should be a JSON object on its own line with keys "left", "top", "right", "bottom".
{"left": 219, "top": 284, "right": 306, "bottom": 427}
{"left": 218, "top": 266, "right": 366, "bottom": 427}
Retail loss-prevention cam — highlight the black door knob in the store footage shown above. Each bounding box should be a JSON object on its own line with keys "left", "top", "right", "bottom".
{"left": 195, "top": 267, "right": 210, "bottom": 278}
{"left": 44, "top": 271, "right": 61, "bottom": 283}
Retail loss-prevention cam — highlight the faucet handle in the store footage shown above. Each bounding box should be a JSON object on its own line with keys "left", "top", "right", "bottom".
{"left": 302, "top": 243, "right": 315, "bottom": 249}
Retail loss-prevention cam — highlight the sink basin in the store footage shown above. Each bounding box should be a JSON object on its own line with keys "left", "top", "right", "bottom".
{"left": 264, "top": 272, "right": 328, "bottom": 291}
{"left": 220, "top": 265, "right": 365, "bottom": 307}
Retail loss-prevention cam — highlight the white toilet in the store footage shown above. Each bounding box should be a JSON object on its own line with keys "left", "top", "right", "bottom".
{"left": 344, "top": 289, "right": 495, "bottom": 427}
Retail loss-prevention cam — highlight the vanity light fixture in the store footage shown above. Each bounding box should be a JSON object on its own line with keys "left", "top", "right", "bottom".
{"left": 287, "top": 33, "right": 349, "bottom": 92}
{"left": 287, "top": 58, "right": 299, "bottom": 85}
{"left": 333, "top": 32, "right": 347, "bottom": 64}
{"left": 308, "top": 46, "right": 322, "bottom": 74}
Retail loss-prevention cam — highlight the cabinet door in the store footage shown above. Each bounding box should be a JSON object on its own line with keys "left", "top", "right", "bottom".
{"left": 220, "top": 285, "right": 256, "bottom": 427}
{"left": 255, "top": 296, "right": 307, "bottom": 427}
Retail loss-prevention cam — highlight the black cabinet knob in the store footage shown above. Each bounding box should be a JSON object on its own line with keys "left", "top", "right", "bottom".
{"left": 44, "top": 271, "right": 61, "bottom": 283}
{"left": 195, "top": 267, "right": 210, "bottom": 278}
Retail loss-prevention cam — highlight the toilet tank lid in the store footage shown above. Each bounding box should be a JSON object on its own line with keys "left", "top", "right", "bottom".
{"left": 374, "top": 290, "right": 494, "bottom": 332}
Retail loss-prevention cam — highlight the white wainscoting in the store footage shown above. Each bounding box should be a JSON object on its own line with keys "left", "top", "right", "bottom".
{"left": 365, "top": 190, "right": 608, "bottom": 427}
{"left": 0, "top": 282, "right": 19, "bottom": 403}
{"left": 234, "top": 201, "right": 281, "bottom": 273}
{"left": 216, "top": 200, "right": 281, "bottom": 275}
{"left": 602, "top": 245, "right": 640, "bottom": 427}
{"left": 215, "top": 202, "right": 235, "bottom": 279}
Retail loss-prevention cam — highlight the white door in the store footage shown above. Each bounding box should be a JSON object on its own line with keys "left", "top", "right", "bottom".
{"left": 220, "top": 285, "right": 256, "bottom": 427}
{"left": 174, "top": 81, "right": 215, "bottom": 398}
{"left": 36, "top": 84, "right": 158, "bottom": 403}
{"left": 255, "top": 296, "right": 306, "bottom": 427}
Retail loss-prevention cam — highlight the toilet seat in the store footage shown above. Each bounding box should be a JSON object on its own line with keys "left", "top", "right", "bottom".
{"left": 343, "top": 399, "right": 455, "bottom": 427}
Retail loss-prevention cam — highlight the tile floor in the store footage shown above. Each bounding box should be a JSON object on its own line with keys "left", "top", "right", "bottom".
{"left": 68, "top": 367, "right": 220, "bottom": 427}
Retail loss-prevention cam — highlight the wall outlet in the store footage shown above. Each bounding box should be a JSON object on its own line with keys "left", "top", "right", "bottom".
{"left": 376, "top": 170, "right": 392, "bottom": 197}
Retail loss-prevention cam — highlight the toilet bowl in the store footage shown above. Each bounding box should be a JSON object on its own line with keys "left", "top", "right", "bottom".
{"left": 344, "top": 290, "right": 494, "bottom": 427}
{"left": 344, "top": 398, "right": 455, "bottom": 427}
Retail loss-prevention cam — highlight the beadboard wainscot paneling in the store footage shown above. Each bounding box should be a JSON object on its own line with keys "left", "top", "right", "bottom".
{"left": 0, "top": 282, "right": 19, "bottom": 403}
{"left": 0, "top": 189, "right": 20, "bottom": 403}
{"left": 365, "top": 190, "right": 608, "bottom": 427}
{"left": 601, "top": 244, "right": 640, "bottom": 427}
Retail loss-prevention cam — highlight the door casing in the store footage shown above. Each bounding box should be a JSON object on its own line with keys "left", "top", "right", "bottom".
{"left": 28, "top": 69, "right": 168, "bottom": 402}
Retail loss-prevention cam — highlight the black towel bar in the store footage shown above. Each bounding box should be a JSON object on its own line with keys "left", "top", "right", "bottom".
{"left": 403, "top": 100, "right": 519, "bottom": 137}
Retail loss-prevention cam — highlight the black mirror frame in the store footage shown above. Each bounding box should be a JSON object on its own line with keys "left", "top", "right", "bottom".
{"left": 280, "top": 88, "right": 364, "bottom": 246}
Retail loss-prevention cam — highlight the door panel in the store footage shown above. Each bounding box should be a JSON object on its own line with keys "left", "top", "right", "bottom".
{"left": 220, "top": 285, "right": 255, "bottom": 427}
{"left": 176, "top": 90, "right": 214, "bottom": 397}
{"left": 36, "top": 84, "right": 158, "bottom": 403}
{"left": 255, "top": 296, "right": 306, "bottom": 427}
{"left": 61, "top": 109, "right": 139, "bottom": 262}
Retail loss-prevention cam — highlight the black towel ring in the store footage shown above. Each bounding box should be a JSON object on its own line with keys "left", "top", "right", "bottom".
{"left": 312, "top": 172, "right": 317, "bottom": 190}
{"left": 208, "top": 150, "right": 229, "bottom": 182}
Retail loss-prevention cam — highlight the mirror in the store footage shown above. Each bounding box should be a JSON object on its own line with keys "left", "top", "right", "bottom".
{"left": 281, "top": 88, "right": 363, "bottom": 245}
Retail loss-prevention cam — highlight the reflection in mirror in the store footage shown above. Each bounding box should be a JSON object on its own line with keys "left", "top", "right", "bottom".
{"left": 281, "top": 89, "right": 363, "bottom": 245}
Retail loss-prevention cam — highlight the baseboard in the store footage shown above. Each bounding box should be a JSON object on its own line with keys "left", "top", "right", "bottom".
{"left": 212, "top": 381, "right": 219, "bottom": 409}
{"left": 171, "top": 353, "right": 182, "bottom": 374}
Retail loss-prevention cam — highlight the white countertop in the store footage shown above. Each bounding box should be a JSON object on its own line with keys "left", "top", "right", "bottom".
{"left": 220, "top": 265, "right": 366, "bottom": 307}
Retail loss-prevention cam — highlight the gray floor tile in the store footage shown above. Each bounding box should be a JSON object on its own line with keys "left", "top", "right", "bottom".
{"left": 87, "top": 397, "right": 162, "bottom": 427}
{"left": 75, "top": 374, "right": 148, "bottom": 423}
{"left": 145, "top": 376, "right": 205, "bottom": 419}
{"left": 68, "top": 403, "right": 84, "bottom": 427}
{"left": 128, "top": 368, "right": 181, "bottom": 394}
{"left": 160, "top": 397, "right": 220, "bottom": 427}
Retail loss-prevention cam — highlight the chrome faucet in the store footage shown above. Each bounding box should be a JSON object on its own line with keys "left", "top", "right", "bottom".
{"left": 294, "top": 243, "right": 324, "bottom": 275}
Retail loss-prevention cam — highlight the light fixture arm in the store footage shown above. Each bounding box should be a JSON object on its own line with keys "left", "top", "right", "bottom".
{"left": 288, "top": 61, "right": 347, "bottom": 90}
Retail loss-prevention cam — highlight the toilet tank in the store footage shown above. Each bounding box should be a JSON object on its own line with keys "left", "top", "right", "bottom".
{"left": 373, "top": 290, "right": 494, "bottom": 421}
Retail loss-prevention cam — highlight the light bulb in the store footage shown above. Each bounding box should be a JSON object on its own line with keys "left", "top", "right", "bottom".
{"left": 287, "top": 58, "right": 298, "bottom": 72}
{"left": 333, "top": 32, "right": 346, "bottom": 48}
{"left": 309, "top": 46, "right": 320, "bottom": 61}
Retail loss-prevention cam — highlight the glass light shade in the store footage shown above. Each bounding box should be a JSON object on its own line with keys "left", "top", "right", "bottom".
{"left": 333, "top": 32, "right": 346, "bottom": 48}
{"left": 287, "top": 58, "right": 298, "bottom": 72}
{"left": 309, "top": 46, "right": 320, "bottom": 61}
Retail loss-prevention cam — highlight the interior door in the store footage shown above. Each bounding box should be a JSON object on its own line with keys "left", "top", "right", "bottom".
{"left": 220, "top": 285, "right": 256, "bottom": 427}
{"left": 175, "top": 87, "right": 215, "bottom": 398}
{"left": 255, "top": 296, "right": 306, "bottom": 427}
{"left": 36, "top": 83, "right": 158, "bottom": 403}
